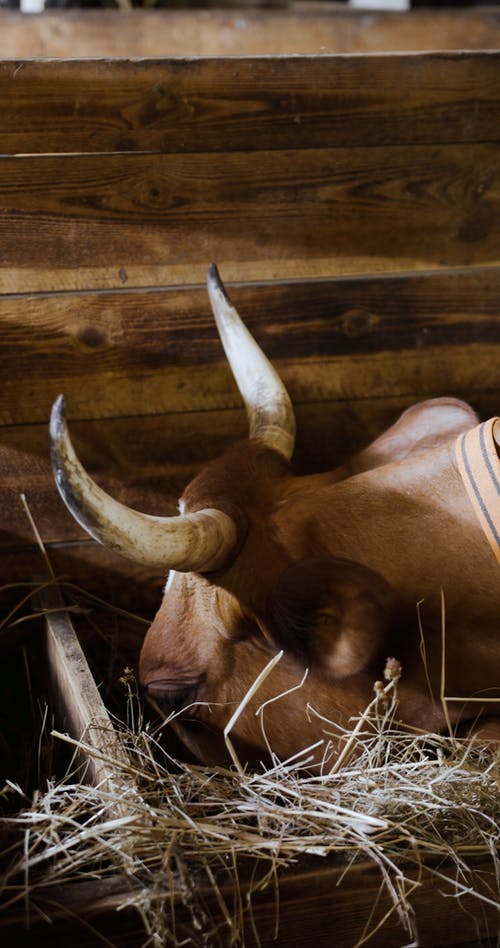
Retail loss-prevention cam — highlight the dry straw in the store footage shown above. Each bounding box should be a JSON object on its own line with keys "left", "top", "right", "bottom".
{"left": 1, "top": 651, "right": 499, "bottom": 947}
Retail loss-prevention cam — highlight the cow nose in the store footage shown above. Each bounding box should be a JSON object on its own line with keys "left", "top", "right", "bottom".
{"left": 144, "top": 679, "right": 199, "bottom": 715}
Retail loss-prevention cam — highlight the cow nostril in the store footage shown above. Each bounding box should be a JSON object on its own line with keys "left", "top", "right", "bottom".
{"left": 144, "top": 679, "right": 199, "bottom": 715}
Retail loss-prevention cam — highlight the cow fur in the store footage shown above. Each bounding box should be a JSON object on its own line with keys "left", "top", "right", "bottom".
{"left": 139, "top": 396, "right": 500, "bottom": 767}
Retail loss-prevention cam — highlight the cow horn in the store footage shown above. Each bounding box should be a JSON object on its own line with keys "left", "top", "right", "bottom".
{"left": 50, "top": 395, "right": 239, "bottom": 572}
{"left": 207, "top": 264, "right": 296, "bottom": 461}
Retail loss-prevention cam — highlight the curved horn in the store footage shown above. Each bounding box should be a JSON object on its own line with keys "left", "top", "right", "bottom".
{"left": 207, "top": 264, "right": 296, "bottom": 461}
{"left": 50, "top": 395, "right": 239, "bottom": 572}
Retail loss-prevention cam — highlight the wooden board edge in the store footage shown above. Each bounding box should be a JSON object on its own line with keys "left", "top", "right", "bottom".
{"left": 40, "top": 583, "right": 135, "bottom": 800}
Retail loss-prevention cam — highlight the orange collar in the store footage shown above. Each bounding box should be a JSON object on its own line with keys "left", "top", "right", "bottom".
{"left": 455, "top": 417, "right": 500, "bottom": 566}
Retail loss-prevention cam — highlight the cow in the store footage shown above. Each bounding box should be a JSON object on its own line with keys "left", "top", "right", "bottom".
{"left": 49, "top": 265, "right": 500, "bottom": 768}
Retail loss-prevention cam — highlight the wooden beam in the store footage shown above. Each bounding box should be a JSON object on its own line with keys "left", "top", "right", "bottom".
{"left": 1, "top": 851, "right": 497, "bottom": 947}
{"left": 2, "top": 385, "right": 499, "bottom": 559}
{"left": 0, "top": 54, "right": 499, "bottom": 155}
{"left": 1, "top": 269, "right": 499, "bottom": 423}
{"left": 0, "top": 141, "right": 498, "bottom": 292}
{"left": 2, "top": 9, "right": 500, "bottom": 60}
{"left": 41, "top": 584, "right": 135, "bottom": 797}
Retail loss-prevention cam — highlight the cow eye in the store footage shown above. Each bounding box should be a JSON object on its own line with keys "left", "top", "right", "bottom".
{"left": 144, "top": 680, "right": 199, "bottom": 715}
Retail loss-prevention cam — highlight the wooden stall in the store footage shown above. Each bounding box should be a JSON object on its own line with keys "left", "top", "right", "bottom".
{"left": 0, "top": 6, "right": 499, "bottom": 946}
{"left": 2, "top": 6, "right": 500, "bottom": 57}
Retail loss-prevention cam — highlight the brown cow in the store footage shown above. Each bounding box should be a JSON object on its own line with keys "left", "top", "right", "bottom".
{"left": 50, "top": 266, "right": 500, "bottom": 767}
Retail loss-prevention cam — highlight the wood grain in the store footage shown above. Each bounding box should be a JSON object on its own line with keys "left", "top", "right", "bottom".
{"left": 1, "top": 266, "right": 498, "bottom": 580}
{"left": 0, "top": 853, "right": 497, "bottom": 947}
{"left": 42, "top": 585, "right": 135, "bottom": 795}
{"left": 0, "top": 54, "right": 499, "bottom": 156}
{"left": 2, "top": 9, "right": 500, "bottom": 59}
{"left": 0, "top": 140, "right": 499, "bottom": 293}
{"left": 2, "top": 383, "right": 499, "bottom": 557}
{"left": 1, "top": 269, "right": 499, "bottom": 423}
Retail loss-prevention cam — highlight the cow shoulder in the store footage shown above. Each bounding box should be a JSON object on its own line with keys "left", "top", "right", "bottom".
{"left": 349, "top": 397, "right": 479, "bottom": 474}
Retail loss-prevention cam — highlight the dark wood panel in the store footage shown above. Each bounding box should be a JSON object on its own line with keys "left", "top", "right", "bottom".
{"left": 0, "top": 411, "right": 245, "bottom": 548}
{"left": 0, "top": 143, "right": 499, "bottom": 293}
{"left": 1, "top": 542, "right": 165, "bottom": 623}
{"left": 1, "top": 269, "right": 499, "bottom": 424}
{"left": 0, "top": 54, "right": 499, "bottom": 156}
{"left": 2, "top": 387, "right": 499, "bottom": 553}
{"left": 2, "top": 9, "right": 500, "bottom": 59}
{"left": 0, "top": 849, "right": 496, "bottom": 948}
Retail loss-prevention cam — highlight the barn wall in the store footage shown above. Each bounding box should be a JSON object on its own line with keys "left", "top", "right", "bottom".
{"left": 1, "top": 7, "right": 500, "bottom": 58}
{"left": 0, "top": 16, "right": 499, "bottom": 609}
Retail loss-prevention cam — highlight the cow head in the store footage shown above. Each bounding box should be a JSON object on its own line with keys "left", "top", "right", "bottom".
{"left": 50, "top": 266, "right": 497, "bottom": 767}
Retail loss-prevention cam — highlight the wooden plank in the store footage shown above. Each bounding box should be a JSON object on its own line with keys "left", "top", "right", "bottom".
{"left": 0, "top": 53, "right": 499, "bottom": 156}
{"left": 41, "top": 585, "right": 135, "bottom": 795}
{"left": 0, "top": 411, "right": 244, "bottom": 547}
{"left": 0, "top": 141, "right": 499, "bottom": 293}
{"left": 2, "top": 9, "right": 500, "bottom": 60}
{"left": 1, "top": 269, "right": 499, "bottom": 423}
{"left": 3, "top": 543, "right": 166, "bottom": 617}
{"left": 1, "top": 854, "right": 497, "bottom": 947}
{"left": 2, "top": 384, "right": 499, "bottom": 556}
{"left": 1, "top": 338, "right": 499, "bottom": 480}
{"left": 245, "top": 858, "right": 500, "bottom": 948}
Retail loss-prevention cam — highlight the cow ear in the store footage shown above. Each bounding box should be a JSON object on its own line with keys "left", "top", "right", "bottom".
{"left": 266, "top": 557, "right": 394, "bottom": 678}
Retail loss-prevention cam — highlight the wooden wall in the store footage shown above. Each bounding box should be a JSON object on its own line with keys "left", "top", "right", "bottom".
{"left": 1, "top": 7, "right": 500, "bottom": 58}
{"left": 0, "top": 13, "right": 499, "bottom": 611}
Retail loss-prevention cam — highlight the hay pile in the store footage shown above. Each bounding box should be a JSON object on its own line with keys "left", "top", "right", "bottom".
{"left": 1, "top": 658, "right": 499, "bottom": 947}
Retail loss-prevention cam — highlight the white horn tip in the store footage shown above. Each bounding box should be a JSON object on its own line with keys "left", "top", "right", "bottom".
{"left": 50, "top": 394, "right": 67, "bottom": 442}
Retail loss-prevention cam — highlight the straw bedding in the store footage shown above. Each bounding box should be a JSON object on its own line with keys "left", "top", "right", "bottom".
{"left": 1, "top": 637, "right": 499, "bottom": 947}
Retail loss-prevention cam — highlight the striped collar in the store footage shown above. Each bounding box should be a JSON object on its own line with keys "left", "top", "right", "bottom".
{"left": 455, "top": 417, "right": 500, "bottom": 566}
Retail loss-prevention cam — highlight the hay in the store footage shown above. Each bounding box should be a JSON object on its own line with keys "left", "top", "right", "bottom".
{"left": 1, "top": 657, "right": 499, "bottom": 947}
